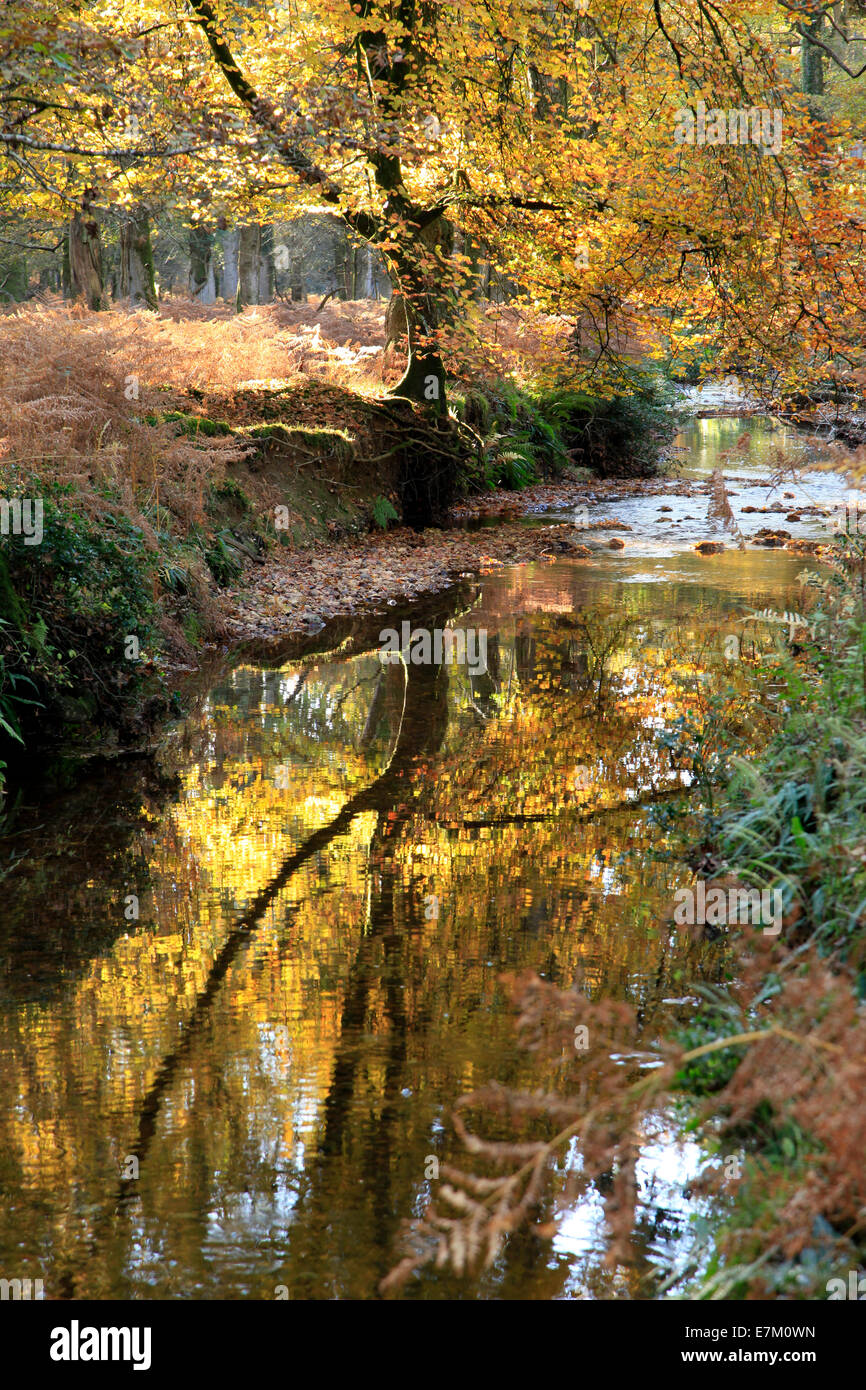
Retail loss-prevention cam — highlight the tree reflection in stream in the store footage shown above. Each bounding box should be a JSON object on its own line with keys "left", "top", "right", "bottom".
{"left": 0, "top": 549, "right": 817, "bottom": 1298}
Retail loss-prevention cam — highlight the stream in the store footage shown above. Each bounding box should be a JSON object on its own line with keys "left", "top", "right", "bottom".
{"left": 0, "top": 413, "right": 847, "bottom": 1299}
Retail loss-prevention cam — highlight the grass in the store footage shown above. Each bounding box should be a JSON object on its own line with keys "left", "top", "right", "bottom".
{"left": 0, "top": 488, "right": 163, "bottom": 778}
{"left": 713, "top": 536, "right": 866, "bottom": 973}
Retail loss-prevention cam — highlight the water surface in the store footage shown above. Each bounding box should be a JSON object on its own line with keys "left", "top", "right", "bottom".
{"left": 0, "top": 415, "right": 834, "bottom": 1299}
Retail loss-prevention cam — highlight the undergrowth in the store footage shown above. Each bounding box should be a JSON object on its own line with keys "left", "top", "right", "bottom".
{"left": 450, "top": 371, "right": 678, "bottom": 493}
{"left": 0, "top": 303, "right": 677, "bottom": 792}
{"left": 0, "top": 488, "right": 164, "bottom": 769}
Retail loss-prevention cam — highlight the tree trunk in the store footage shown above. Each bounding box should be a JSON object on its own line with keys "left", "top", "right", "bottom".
{"left": 380, "top": 213, "right": 465, "bottom": 528}
{"left": 257, "top": 224, "right": 274, "bottom": 302}
{"left": 237, "top": 223, "right": 264, "bottom": 305}
{"left": 384, "top": 291, "right": 408, "bottom": 352}
{"left": 391, "top": 346, "right": 446, "bottom": 412}
{"left": 69, "top": 192, "right": 107, "bottom": 310}
{"left": 189, "top": 226, "right": 216, "bottom": 303}
{"left": 120, "top": 210, "right": 157, "bottom": 310}
{"left": 386, "top": 210, "right": 455, "bottom": 415}
{"left": 221, "top": 228, "right": 240, "bottom": 304}
{"left": 801, "top": 11, "right": 824, "bottom": 106}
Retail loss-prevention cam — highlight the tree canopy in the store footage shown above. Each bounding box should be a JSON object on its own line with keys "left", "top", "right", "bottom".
{"left": 3, "top": 2, "right": 866, "bottom": 398}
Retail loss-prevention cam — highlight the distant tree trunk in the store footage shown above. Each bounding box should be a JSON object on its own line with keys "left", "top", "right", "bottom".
{"left": 290, "top": 258, "right": 304, "bottom": 301}
{"left": 352, "top": 242, "right": 375, "bottom": 299}
{"left": 238, "top": 224, "right": 257, "bottom": 306}
{"left": 61, "top": 233, "right": 72, "bottom": 298}
{"left": 257, "top": 224, "right": 274, "bottom": 303}
{"left": 120, "top": 210, "right": 157, "bottom": 310}
{"left": 528, "top": 63, "right": 552, "bottom": 121}
{"left": 189, "top": 226, "right": 216, "bottom": 303}
{"left": 0, "top": 257, "right": 27, "bottom": 301}
{"left": 455, "top": 228, "right": 488, "bottom": 302}
{"left": 221, "top": 228, "right": 240, "bottom": 304}
{"left": 334, "top": 235, "right": 348, "bottom": 300}
{"left": 800, "top": 11, "right": 828, "bottom": 175}
{"left": 801, "top": 11, "right": 824, "bottom": 103}
{"left": 362, "top": 245, "right": 375, "bottom": 299}
{"left": 69, "top": 190, "right": 107, "bottom": 310}
{"left": 238, "top": 224, "right": 270, "bottom": 307}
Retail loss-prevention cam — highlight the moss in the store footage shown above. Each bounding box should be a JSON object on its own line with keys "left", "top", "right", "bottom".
{"left": 0, "top": 491, "right": 162, "bottom": 765}
{"left": 247, "top": 421, "right": 356, "bottom": 463}
{"left": 146, "top": 410, "right": 232, "bottom": 437}
{"left": 246, "top": 422, "right": 285, "bottom": 440}
{"left": 209, "top": 477, "right": 251, "bottom": 511}
{"left": 182, "top": 609, "right": 203, "bottom": 647}
{"left": 450, "top": 387, "right": 493, "bottom": 433}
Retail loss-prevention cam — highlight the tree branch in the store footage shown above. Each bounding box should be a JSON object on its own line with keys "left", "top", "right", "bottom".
{"left": 794, "top": 24, "right": 866, "bottom": 79}
{"left": 0, "top": 132, "right": 211, "bottom": 158}
{"left": 187, "top": 0, "right": 379, "bottom": 237}
{"left": 653, "top": 0, "right": 685, "bottom": 80}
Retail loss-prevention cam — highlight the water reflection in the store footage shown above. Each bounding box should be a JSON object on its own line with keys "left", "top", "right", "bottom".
{"left": 0, "top": 551, "right": 817, "bottom": 1298}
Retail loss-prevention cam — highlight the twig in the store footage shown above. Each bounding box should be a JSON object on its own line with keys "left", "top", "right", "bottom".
{"left": 315, "top": 289, "right": 338, "bottom": 314}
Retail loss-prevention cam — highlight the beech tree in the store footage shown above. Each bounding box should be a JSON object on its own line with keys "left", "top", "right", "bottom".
{"left": 4, "top": 2, "right": 866, "bottom": 405}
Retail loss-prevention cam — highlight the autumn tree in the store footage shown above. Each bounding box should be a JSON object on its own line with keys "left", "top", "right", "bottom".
{"left": 5, "top": 2, "right": 866, "bottom": 412}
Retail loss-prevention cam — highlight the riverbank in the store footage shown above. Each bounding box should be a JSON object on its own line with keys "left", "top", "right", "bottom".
{"left": 676, "top": 528, "right": 866, "bottom": 1296}
{"left": 0, "top": 451, "right": 832, "bottom": 787}
{"left": 0, "top": 300, "right": 681, "bottom": 782}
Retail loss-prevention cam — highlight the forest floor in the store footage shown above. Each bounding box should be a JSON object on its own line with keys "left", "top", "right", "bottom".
{"left": 0, "top": 294, "right": 664, "bottom": 669}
